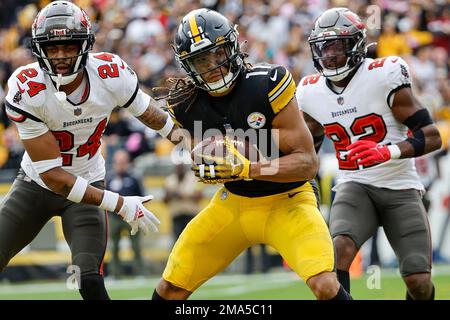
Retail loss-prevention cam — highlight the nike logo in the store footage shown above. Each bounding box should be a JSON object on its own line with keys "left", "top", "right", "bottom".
{"left": 391, "top": 58, "right": 398, "bottom": 63}
{"left": 119, "top": 60, "right": 125, "bottom": 69}
{"left": 270, "top": 70, "right": 277, "bottom": 81}
{"left": 17, "top": 83, "right": 25, "bottom": 94}
{"left": 288, "top": 191, "right": 302, "bottom": 198}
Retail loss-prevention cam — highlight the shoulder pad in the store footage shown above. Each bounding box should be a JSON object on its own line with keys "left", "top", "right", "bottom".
{"left": 87, "top": 52, "right": 139, "bottom": 104}
{"left": 267, "top": 65, "right": 296, "bottom": 114}
{"left": 368, "top": 56, "right": 411, "bottom": 93}
{"left": 366, "top": 56, "right": 409, "bottom": 73}
{"left": 7, "top": 62, "right": 47, "bottom": 109}
{"left": 296, "top": 74, "right": 321, "bottom": 112}
{"left": 87, "top": 52, "right": 138, "bottom": 92}
{"left": 299, "top": 73, "right": 322, "bottom": 87}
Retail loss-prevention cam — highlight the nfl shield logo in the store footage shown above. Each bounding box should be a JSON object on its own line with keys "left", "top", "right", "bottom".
{"left": 74, "top": 107, "right": 82, "bottom": 116}
{"left": 221, "top": 190, "right": 228, "bottom": 200}
{"left": 337, "top": 96, "right": 344, "bottom": 105}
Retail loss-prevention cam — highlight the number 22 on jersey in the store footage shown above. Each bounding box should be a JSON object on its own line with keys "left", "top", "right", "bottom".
{"left": 324, "top": 113, "right": 387, "bottom": 170}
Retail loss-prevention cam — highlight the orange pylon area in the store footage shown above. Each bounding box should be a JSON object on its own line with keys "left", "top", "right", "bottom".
{"left": 282, "top": 259, "right": 291, "bottom": 271}
{"left": 349, "top": 250, "right": 363, "bottom": 279}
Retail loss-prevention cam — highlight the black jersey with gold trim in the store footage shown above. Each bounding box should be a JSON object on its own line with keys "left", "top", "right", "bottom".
{"left": 169, "top": 64, "right": 306, "bottom": 197}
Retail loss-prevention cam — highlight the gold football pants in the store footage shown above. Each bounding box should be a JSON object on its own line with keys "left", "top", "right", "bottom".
{"left": 162, "top": 182, "right": 334, "bottom": 292}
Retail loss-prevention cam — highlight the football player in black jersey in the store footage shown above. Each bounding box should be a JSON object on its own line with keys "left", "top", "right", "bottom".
{"left": 151, "top": 8, "right": 351, "bottom": 300}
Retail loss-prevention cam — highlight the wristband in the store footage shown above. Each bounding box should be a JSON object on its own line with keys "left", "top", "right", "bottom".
{"left": 388, "top": 144, "right": 401, "bottom": 159}
{"left": 158, "top": 114, "right": 174, "bottom": 138}
{"left": 99, "top": 190, "right": 120, "bottom": 212}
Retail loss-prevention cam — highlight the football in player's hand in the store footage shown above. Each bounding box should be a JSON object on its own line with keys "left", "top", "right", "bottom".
{"left": 191, "top": 135, "right": 261, "bottom": 165}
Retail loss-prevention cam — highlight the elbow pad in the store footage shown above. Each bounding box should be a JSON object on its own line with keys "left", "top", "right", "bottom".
{"left": 403, "top": 109, "right": 433, "bottom": 131}
{"left": 403, "top": 109, "right": 434, "bottom": 157}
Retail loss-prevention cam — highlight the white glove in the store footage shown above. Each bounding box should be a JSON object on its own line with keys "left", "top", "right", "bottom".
{"left": 118, "top": 195, "right": 160, "bottom": 235}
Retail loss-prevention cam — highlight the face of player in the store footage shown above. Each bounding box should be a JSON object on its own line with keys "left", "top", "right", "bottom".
{"left": 43, "top": 43, "right": 81, "bottom": 75}
{"left": 189, "top": 46, "right": 230, "bottom": 83}
{"left": 315, "top": 39, "right": 348, "bottom": 70}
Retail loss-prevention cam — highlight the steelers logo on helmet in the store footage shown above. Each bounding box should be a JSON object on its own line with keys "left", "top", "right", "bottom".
{"left": 31, "top": 1, "right": 95, "bottom": 86}
{"left": 173, "top": 9, "right": 243, "bottom": 94}
{"left": 308, "top": 8, "right": 367, "bottom": 82}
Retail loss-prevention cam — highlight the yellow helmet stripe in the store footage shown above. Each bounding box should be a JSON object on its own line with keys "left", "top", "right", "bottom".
{"left": 189, "top": 14, "right": 202, "bottom": 43}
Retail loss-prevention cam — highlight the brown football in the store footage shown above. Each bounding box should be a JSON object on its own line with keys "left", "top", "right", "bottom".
{"left": 191, "top": 135, "right": 261, "bottom": 165}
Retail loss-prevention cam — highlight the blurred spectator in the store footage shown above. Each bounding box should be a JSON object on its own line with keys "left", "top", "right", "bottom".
{"left": 433, "top": 154, "right": 450, "bottom": 263}
{"left": 410, "top": 45, "right": 439, "bottom": 93}
{"left": 376, "top": 14, "right": 412, "bottom": 57}
{"left": 245, "top": 244, "right": 270, "bottom": 274}
{"left": 1, "top": 124, "right": 24, "bottom": 169}
{"left": 164, "top": 163, "right": 203, "bottom": 243}
{"left": 106, "top": 149, "right": 145, "bottom": 278}
{"left": 415, "top": 149, "right": 445, "bottom": 218}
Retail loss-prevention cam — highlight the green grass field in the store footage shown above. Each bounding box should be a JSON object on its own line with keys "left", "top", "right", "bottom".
{"left": 0, "top": 266, "right": 449, "bottom": 300}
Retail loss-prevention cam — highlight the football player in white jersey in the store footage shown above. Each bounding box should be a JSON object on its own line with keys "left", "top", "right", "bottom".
{"left": 1, "top": 1, "right": 178, "bottom": 299}
{"left": 296, "top": 8, "right": 442, "bottom": 299}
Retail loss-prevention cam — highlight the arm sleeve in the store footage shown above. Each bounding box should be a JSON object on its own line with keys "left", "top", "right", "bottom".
{"left": 6, "top": 108, "right": 49, "bottom": 139}
{"left": 114, "top": 57, "right": 150, "bottom": 117}
{"left": 267, "top": 65, "right": 297, "bottom": 115}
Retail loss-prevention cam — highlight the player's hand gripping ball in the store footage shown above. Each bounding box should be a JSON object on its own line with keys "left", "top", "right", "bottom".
{"left": 191, "top": 135, "right": 261, "bottom": 184}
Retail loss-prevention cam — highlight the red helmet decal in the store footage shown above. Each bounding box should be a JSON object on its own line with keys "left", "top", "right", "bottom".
{"left": 33, "top": 11, "right": 46, "bottom": 31}
{"left": 344, "top": 12, "right": 365, "bottom": 30}
{"left": 79, "top": 10, "right": 90, "bottom": 30}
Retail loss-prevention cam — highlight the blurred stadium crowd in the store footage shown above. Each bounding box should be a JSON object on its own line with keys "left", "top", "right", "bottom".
{"left": 1, "top": 0, "right": 449, "bottom": 171}
{"left": 0, "top": 0, "right": 449, "bottom": 277}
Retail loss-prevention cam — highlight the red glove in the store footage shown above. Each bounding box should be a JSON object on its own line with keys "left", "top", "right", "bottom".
{"left": 443, "top": 195, "right": 450, "bottom": 208}
{"left": 347, "top": 140, "right": 392, "bottom": 166}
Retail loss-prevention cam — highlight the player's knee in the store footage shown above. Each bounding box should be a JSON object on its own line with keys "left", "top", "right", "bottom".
{"left": 307, "top": 272, "right": 340, "bottom": 300}
{"left": 79, "top": 273, "right": 110, "bottom": 300}
{"left": 334, "top": 235, "right": 357, "bottom": 268}
{"left": 400, "top": 254, "right": 430, "bottom": 277}
{"left": 404, "top": 273, "right": 433, "bottom": 300}
{"left": 156, "top": 278, "right": 192, "bottom": 300}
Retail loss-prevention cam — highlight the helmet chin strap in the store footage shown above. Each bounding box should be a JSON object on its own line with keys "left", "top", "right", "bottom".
{"left": 53, "top": 73, "right": 74, "bottom": 105}
{"left": 204, "top": 71, "right": 235, "bottom": 94}
{"left": 365, "top": 42, "right": 377, "bottom": 52}
{"left": 324, "top": 66, "right": 353, "bottom": 81}
{"left": 52, "top": 72, "right": 78, "bottom": 90}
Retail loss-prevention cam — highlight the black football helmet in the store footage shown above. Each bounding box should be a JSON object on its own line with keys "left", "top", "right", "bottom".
{"left": 31, "top": 1, "right": 95, "bottom": 85}
{"left": 173, "top": 9, "right": 243, "bottom": 94}
{"left": 309, "top": 8, "right": 367, "bottom": 81}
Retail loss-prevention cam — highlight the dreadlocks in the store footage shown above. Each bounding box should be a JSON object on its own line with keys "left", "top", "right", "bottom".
{"left": 152, "top": 77, "right": 198, "bottom": 112}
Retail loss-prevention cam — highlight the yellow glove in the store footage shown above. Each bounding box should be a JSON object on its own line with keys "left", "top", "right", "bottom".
{"left": 192, "top": 136, "right": 251, "bottom": 184}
